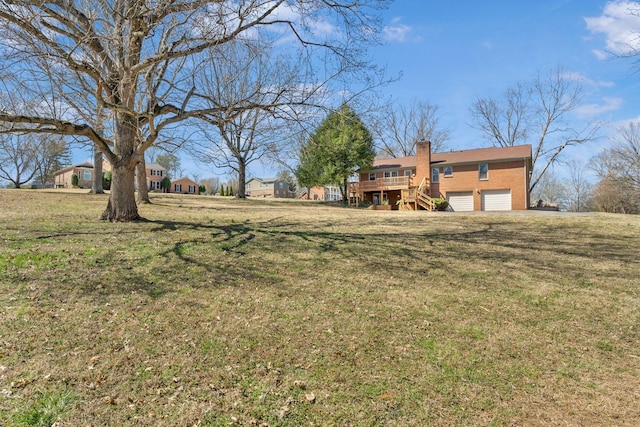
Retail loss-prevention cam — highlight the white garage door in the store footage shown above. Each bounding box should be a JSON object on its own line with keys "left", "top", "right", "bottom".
{"left": 482, "top": 189, "right": 512, "bottom": 211}
{"left": 447, "top": 191, "right": 474, "bottom": 212}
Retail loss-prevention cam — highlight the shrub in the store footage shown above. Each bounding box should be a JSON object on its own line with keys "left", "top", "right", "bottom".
{"left": 102, "top": 171, "right": 112, "bottom": 190}
{"left": 198, "top": 184, "right": 206, "bottom": 195}
{"left": 161, "top": 177, "right": 171, "bottom": 192}
{"left": 71, "top": 174, "right": 79, "bottom": 187}
{"left": 432, "top": 197, "right": 449, "bottom": 211}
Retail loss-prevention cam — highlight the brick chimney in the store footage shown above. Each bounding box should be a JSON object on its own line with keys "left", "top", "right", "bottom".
{"left": 415, "top": 140, "right": 431, "bottom": 187}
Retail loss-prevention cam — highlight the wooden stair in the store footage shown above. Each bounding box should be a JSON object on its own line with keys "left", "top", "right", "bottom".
{"left": 399, "top": 177, "right": 434, "bottom": 211}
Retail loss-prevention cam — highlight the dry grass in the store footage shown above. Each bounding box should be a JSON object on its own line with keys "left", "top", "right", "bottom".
{"left": 0, "top": 189, "right": 638, "bottom": 426}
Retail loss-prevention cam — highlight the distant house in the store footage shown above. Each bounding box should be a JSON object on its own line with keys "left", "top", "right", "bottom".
{"left": 350, "top": 141, "right": 532, "bottom": 211}
{"left": 143, "top": 162, "right": 167, "bottom": 191}
{"left": 299, "top": 185, "right": 342, "bottom": 201}
{"left": 54, "top": 162, "right": 100, "bottom": 188}
{"left": 245, "top": 177, "right": 295, "bottom": 198}
{"left": 55, "top": 159, "right": 166, "bottom": 191}
{"left": 170, "top": 177, "right": 198, "bottom": 194}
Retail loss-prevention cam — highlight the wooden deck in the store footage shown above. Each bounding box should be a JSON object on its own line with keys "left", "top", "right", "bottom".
{"left": 349, "top": 176, "right": 412, "bottom": 193}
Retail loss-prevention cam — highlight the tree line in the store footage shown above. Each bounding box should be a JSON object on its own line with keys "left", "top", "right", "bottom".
{"left": 0, "top": 2, "right": 637, "bottom": 215}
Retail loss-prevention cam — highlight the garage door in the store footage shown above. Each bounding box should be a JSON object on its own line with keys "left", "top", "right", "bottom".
{"left": 482, "top": 189, "right": 512, "bottom": 211}
{"left": 446, "top": 191, "right": 474, "bottom": 212}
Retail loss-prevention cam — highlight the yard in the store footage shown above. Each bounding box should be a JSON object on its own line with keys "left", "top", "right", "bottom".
{"left": 0, "top": 190, "right": 638, "bottom": 426}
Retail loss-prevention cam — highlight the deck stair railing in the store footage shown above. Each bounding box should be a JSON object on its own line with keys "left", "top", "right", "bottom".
{"left": 403, "top": 176, "right": 434, "bottom": 211}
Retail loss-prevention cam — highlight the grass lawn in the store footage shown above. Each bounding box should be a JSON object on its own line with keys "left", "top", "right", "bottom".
{"left": 0, "top": 189, "right": 638, "bottom": 426}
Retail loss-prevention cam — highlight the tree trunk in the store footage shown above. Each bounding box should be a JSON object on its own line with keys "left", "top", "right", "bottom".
{"left": 236, "top": 158, "right": 246, "bottom": 198}
{"left": 101, "top": 115, "right": 141, "bottom": 222}
{"left": 341, "top": 178, "right": 348, "bottom": 202}
{"left": 101, "top": 160, "right": 140, "bottom": 221}
{"left": 90, "top": 147, "right": 104, "bottom": 194}
{"left": 136, "top": 157, "right": 150, "bottom": 204}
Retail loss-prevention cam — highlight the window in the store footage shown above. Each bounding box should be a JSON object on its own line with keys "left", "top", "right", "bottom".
{"left": 174, "top": 184, "right": 182, "bottom": 192}
{"left": 479, "top": 163, "right": 489, "bottom": 180}
{"left": 369, "top": 173, "right": 376, "bottom": 181}
{"left": 444, "top": 166, "right": 453, "bottom": 177}
{"left": 432, "top": 168, "right": 439, "bottom": 183}
{"left": 188, "top": 185, "right": 196, "bottom": 193}
{"left": 383, "top": 171, "right": 398, "bottom": 178}
{"left": 84, "top": 170, "right": 91, "bottom": 180}
{"left": 151, "top": 181, "right": 161, "bottom": 190}
{"left": 404, "top": 169, "right": 412, "bottom": 177}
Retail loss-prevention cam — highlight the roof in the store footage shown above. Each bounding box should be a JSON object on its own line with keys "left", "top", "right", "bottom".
{"left": 54, "top": 162, "right": 94, "bottom": 174}
{"left": 370, "top": 156, "right": 416, "bottom": 171}
{"left": 146, "top": 162, "right": 166, "bottom": 170}
{"left": 431, "top": 144, "right": 532, "bottom": 165}
{"left": 171, "top": 177, "right": 197, "bottom": 184}
{"left": 370, "top": 144, "right": 531, "bottom": 170}
{"left": 248, "top": 177, "right": 279, "bottom": 184}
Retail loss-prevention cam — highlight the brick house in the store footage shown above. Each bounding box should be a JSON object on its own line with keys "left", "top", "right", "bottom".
{"left": 350, "top": 141, "right": 532, "bottom": 211}
{"left": 170, "top": 177, "right": 198, "bottom": 194}
{"left": 299, "top": 185, "right": 342, "bottom": 201}
{"left": 55, "top": 159, "right": 166, "bottom": 191}
{"left": 144, "top": 162, "right": 167, "bottom": 191}
{"left": 245, "top": 177, "right": 295, "bottom": 198}
{"left": 54, "top": 162, "right": 96, "bottom": 188}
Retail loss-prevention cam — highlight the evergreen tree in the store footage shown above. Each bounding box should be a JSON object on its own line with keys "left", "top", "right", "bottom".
{"left": 219, "top": 184, "right": 225, "bottom": 196}
{"left": 295, "top": 104, "right": 375, "bottom": 201}
{"left": 161, "top": 176, "right": 171, "bottom": 193}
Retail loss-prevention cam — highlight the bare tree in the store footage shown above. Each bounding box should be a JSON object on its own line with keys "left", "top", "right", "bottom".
{"left": 593, "top": 122, "right": 640, "bottom": 191}
{"left": 155, "top": 153, "right": 182, "bottom": 180}
{"left": 34, "top": 135, "right": 70, "bottom": 187}
{"left": 0, "top": 0, "right": 389, "bottom": 221}
{"left": 373, "top": 99, "right": 450, "bottom": 158}
{"left": 530, "top": 169, "right": 566, "bottom": 209}
{"left": 563, "top": 160, "right": 593, "bottom": 212}
{"left": 590, "top": 121, "right": 640, "bottom": 213}
{"left": 194, "top": 38, "right": 305, "bottom": 198}
{"left": 471, "top": 67, "right": 600, "bottom": 193}
{"left": 0, "top": 134, "right": 38, "bottom": 188}
{"left": 201, "top": 177, "right": 220, "bottom": 196}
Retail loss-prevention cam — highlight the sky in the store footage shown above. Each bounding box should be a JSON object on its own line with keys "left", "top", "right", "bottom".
{"left": 72, "top": 0, "right": 640, "bottom": 182}
{"left": 372, "top": 0, "right": 640, "bottom": 161}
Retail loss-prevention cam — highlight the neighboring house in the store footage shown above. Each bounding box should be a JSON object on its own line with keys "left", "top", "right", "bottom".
{"left": 55, "top": 159, "right": 166, "bottom": 191}
{"left": 299, "top": 185, "right": 342, "bottom": 201}
{"left": 350, "top": 141, "right": 532, "bottom": 211}
{"left": 54, "top": 162, "right": 98, "bottom": 188}
{"left": 245, "top": 178, "right": 295, "bottom": 198}
{"left": 170, "top": 177, "right": 198, "bottom": 194}
{"left": 142, "top": 162, "right": 167, "bottom": 191}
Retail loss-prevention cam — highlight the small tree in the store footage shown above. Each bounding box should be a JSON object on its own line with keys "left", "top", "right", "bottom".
{"left": 161, "top": 177, "right": 171, "bottom": 193}
{"left": 219, "top": 184, "right": 225, "bottom": 197}
{"left": 201, "top": 177, "right": 220, "bottom": 196}
{"left": 277, "top": 170, "right": 297, "bottom": 194}
{"left": 198, "top": 184, "right": 206, "bottom": 195}
{"left": 71, "top": 174, "right": 79, "bottom": 187}
{"left": 296, "top": 104, "right": 375, "bottom": 201}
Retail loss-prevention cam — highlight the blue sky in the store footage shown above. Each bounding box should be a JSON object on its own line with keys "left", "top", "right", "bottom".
{"left": 373, "top": 0, "right": 640, "bottom": 157}
{"left": 70, "top": 0, "right": 640, "bottom": 181}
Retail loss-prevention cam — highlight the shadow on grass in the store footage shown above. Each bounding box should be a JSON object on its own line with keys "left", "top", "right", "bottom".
{"left": 10, "top": 215, "right": 637, "bottom": 300}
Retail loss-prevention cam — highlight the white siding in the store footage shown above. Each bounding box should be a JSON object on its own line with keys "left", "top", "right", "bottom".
{"left": 482, "top": 189, "right": 512, "bottom": 211}
{"left": 447, "top": 191, "right": 474, "bottom": 212}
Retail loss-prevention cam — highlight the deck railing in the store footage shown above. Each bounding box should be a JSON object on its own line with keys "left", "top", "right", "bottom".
{"left": 349, "top": 176, "right": 412, "bottom": 193}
